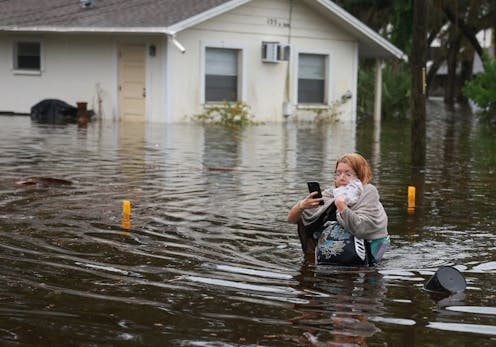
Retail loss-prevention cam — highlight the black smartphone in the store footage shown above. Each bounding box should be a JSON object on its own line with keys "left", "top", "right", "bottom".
{"left": 307, "top": 181, "right": 324, "bottom": 205}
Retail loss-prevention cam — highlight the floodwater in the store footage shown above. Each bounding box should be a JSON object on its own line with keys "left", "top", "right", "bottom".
{"left": 0, "top": 99, "right": 495, "bottom": 346}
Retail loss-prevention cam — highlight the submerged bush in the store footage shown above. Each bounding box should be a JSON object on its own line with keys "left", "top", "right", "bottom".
{"left": 463, "top": 53, "right": 496, "bottom": 125}
{"left": 311, "top": 99, "right": 345, "bottom": 124}
{"left": 192, "top": 101, "right": 261, "bottom": 127}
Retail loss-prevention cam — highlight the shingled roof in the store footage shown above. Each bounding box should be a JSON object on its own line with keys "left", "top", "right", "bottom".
{"left": 0, "top": 0, "right": 404, "bottom": 59}
{"left": 0, "top": 0, "right": 231, "bottom": 29}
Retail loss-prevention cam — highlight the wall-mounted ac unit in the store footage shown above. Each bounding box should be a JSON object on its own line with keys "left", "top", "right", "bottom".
{"left": 262, "top": 42, "right": 291, "bottom": 63}
{"left": 262, "top": 42, "right": 279, "bottom": 63}
{"left": 277, "top": 44, "right": 290, "bottom": 61}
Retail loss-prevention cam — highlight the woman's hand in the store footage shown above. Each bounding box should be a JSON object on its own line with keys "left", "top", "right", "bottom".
{"left": 287, "top": 192, "right": 323, "bottom": 223}
{"left": 300, "top": 191, "right": 324, "bottom": 209}
{"left": 334, "top": 195, "right": 347, "bottom": 212}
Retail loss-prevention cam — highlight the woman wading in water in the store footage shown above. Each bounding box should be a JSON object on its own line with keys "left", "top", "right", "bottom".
{"left": 288, "top": 153, "right": 390, "bottom": 266}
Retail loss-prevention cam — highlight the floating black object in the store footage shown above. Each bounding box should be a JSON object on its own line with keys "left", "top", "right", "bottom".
{"left": 30, "top": 99, "right": 78, "bottom": 124}
{"left": 424, "top": 266, "right": 466, "bottom": 293}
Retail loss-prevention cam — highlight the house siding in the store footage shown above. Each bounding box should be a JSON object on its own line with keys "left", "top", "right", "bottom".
{"left": 167, "top": 0, "right": 358, "bottom": 123}
{"left": 0, "top": 0, "right": 362, "bottom": 123}
{"left": 0, "top": 32, "right": 167, "bottom": 121}
{"left": 0, "top": 33, "right": 115, "bottom": 116}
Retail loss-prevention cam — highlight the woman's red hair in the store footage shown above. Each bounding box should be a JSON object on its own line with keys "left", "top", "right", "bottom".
{"left": 335, "top": 153, "right": 372, "bottom": 184}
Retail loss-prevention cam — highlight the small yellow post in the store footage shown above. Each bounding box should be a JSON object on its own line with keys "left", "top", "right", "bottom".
{"left": 121, "top": 200, "right": 131, "bottom": 230}
{"left": 407, "top": 186, "right": 416, "bottom": 210}
{"left": 422, "top": 67, "right": 427, "bottom": 95}
{"left": 122, "top": 200, "right": 131, "bottom": 215}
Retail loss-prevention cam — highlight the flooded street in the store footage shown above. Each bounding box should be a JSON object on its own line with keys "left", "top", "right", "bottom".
{"left": 1, "top": 99, "right": 495, "bottom": 346}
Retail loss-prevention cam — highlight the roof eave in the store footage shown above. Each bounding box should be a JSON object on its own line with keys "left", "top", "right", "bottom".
{"left": 0, "top": 26, "right": 175, "bottom": 35}
{"left": 0, "top": 0, "right": 406, "bottom": 61}
{"left": 167, "top": 0, "right": 251, "bottom": 33}
{"left": 311, "top": 0, "right": 406, "bottom": 61}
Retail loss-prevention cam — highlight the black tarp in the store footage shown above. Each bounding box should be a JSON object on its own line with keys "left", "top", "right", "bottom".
{"left": 30, "top": 99, "right": 78, "bottom": 124}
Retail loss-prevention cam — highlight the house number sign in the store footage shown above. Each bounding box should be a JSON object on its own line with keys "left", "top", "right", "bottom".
{"left": 266, "top": 17, "right": 290, "bottom": 27}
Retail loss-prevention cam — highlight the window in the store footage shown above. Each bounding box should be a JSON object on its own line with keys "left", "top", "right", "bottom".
{"left": 298, "top": 53, "right": 326, "bottom": 104}
{"left": 14, "top": 41, "right": 41, "bottom": 71}
{"left": 205, "top": 47, "right": 239, "bottom": 102}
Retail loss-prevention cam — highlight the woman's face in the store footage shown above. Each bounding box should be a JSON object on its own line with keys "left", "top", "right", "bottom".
{"left": 334, "top": 162, "right": 357, "bottom": 187}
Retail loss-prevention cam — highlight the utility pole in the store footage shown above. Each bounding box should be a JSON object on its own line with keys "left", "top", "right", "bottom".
{"left": 411, "top": 0, "right": 427, "bottom": 169}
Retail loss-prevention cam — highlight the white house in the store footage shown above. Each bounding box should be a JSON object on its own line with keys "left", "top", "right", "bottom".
{"left": 0, "top": 0, "right": 403, "bottom": 123}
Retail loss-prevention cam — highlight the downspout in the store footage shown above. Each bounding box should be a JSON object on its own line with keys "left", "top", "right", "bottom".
{"left": 167, "top": 32, "right": 186, "bottom": 54}
{"left": 161, "top": 32, "right": 186, "bottom": 123}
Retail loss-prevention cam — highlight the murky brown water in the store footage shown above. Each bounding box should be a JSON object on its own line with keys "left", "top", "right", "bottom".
{"left": 1, "top": 99, "right": 495, "bottom": 346}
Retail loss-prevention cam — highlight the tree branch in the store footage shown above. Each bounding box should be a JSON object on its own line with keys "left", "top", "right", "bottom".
{"left": 441, "top": 3, "right": 483, "bottom": 58}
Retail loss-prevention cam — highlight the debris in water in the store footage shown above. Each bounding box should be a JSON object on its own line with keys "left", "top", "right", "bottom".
{"left": 202, "top": 163, "right": 240, "bottom": 171}
{"left": 15, "top": 177, "right": 73, "bottom": 186}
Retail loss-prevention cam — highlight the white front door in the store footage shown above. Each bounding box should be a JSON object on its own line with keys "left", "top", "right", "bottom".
{"left": 118, "top": 44, "right": 146, "bottom": 122}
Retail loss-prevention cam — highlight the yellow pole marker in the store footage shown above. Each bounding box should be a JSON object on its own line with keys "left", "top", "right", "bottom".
{"left": 422, "top": 67, "right": 427, "bottom": 95}
{"left": 121, "top": 200, "right": 131, "bottom": 230}
{"left": 121, "top": 217, "right": 131, "bottom": 230}
{"left": 122, "top": 200, "right": 131, "bottom": 215}
{"left": 407, "top": 186, "right": 416, "bottom": 210}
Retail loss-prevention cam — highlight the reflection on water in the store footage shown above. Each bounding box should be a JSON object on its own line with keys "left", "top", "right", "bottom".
{"left": 0, "top": 99, "right": 495, "bottom": 346}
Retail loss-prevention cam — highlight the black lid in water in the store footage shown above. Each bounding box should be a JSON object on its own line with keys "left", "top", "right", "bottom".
{"left": 424, "top": 266, "right": 466, "bottom": 293}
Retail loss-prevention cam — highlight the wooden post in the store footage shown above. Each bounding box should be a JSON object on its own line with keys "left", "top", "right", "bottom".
{"left": 76, "top": 102, "right": 89, "bottom": 126}
{"left": 411, "top": 0, "right": 427, "bottom": 169}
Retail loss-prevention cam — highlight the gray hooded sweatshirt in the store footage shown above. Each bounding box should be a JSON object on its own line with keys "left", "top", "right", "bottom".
{"left": 301, "top": 183, "right": 388, "bottom": 240}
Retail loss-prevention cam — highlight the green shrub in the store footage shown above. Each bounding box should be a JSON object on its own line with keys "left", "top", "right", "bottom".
{"left": 192, "top": 101, "right": 261, "bottom": 127}
{"left": 357, "top": 64, "right": 374, "bottom": 115}
{"left": 357, "top": 60, "right": 410, "bottom": 118}
{"left": 463, "top": 53, "right": 496, "bottom": 124}
{"left": 382, "top": 62, "right": 411, "bottom": 117}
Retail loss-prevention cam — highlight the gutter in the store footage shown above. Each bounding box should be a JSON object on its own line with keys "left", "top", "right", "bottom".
{"left": 0, "top": 26, "right": 186, "bottom": 53}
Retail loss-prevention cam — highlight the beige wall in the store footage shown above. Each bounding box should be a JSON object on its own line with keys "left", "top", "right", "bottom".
{"left": 0, "top": 33, "right": 116, "bottom": 117}
{"left": 0, "top": 32, "right": 166, "bottom": 121}
{"left": 166, "top": 0, "right": 358, "bottom": 123}
{"left": 1, "top": 0, "right": 360, "bottom": 123}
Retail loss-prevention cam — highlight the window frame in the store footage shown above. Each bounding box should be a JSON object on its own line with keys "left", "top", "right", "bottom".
{"left": 200, "top": 42, "right": 246, "bottom": 105}
{"left": 294, "top": 49, "right": 333, "bottom": 106}
{"left": 12, "top": 39, "right": 43, "bottom": 75}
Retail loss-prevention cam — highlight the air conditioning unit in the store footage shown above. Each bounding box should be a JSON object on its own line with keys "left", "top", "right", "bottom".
{"left": 262, "top": 42, "right": 291, "bottom": 63}
{"left": 262, "top": 42, "right": 279, "bottom": 63}
{"left": 277, "top": 44, "right": 290, "bottom": 61}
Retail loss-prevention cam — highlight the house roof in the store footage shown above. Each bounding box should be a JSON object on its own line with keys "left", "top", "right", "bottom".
{"left": 0, "top": 0, "right": 230, "bottom": 28}
{"left": 0, "top": 0, "right": 404, "bottom": 60}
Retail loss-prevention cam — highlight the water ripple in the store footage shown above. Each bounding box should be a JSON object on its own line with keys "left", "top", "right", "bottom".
{"left": 1, "top": 114, "right": 495, "bottom": 346}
